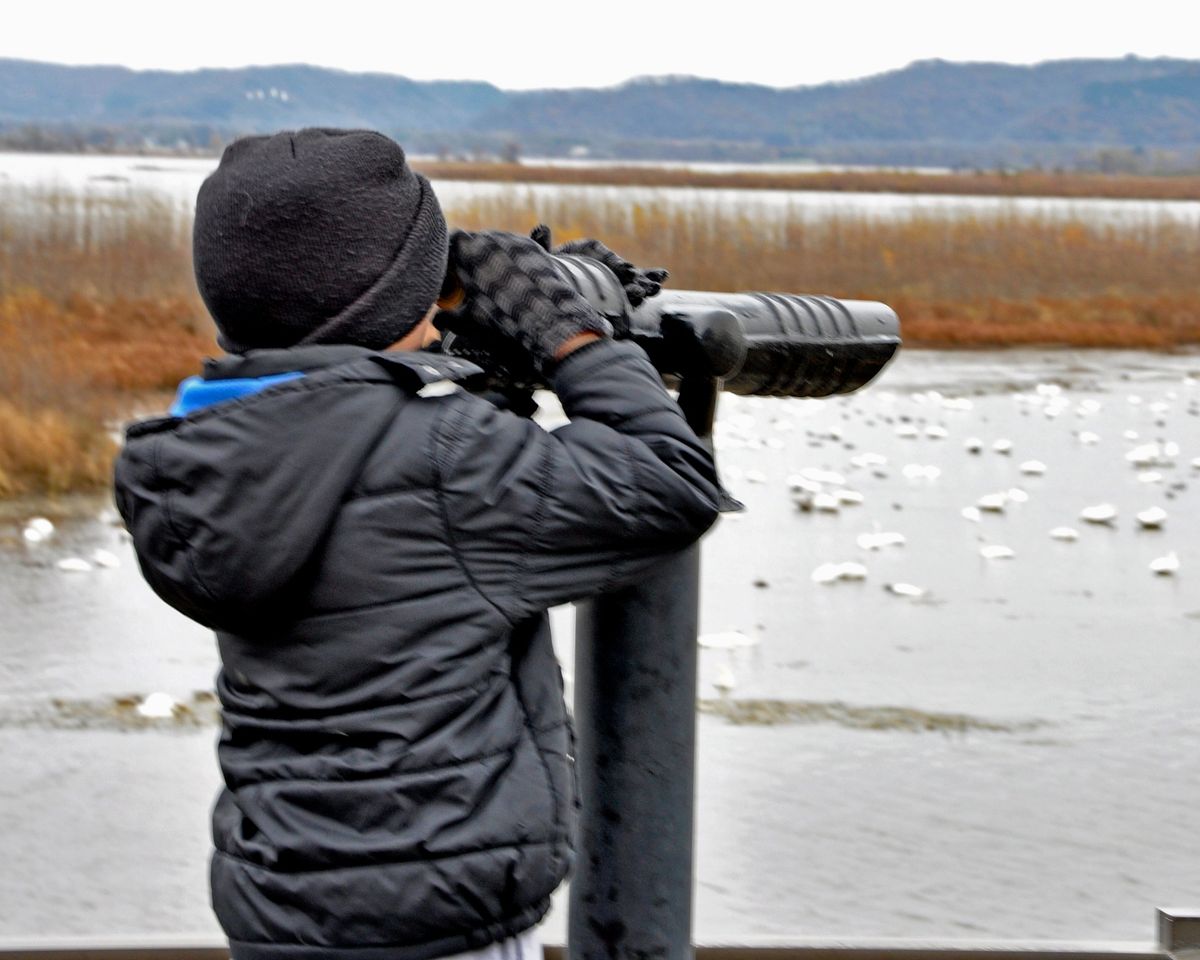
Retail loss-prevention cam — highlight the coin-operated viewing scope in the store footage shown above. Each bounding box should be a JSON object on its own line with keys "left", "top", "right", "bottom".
{"left": 440, "top": 253, "right": 901, "bottom": 400}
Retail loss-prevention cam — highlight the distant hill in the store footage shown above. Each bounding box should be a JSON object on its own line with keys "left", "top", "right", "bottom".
{"left": 3, "top": 56, "right": 1199, "bottom": 169}
{"left": 0, "top": 60, "right": 503, "bottom": 132}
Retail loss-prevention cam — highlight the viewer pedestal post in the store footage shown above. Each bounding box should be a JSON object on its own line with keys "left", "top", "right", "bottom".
{"left": 568, "top": 376, "right": 719, "bottom": 960}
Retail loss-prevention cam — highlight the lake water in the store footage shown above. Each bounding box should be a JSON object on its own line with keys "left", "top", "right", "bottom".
{"left": 2, "top": 348, "right": 1198, "bottom": 944}
{"left": 4, "top": 150, "right": 1200, "bottom": 228}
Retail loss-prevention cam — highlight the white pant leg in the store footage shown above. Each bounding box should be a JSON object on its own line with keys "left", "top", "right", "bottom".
{"left": 438, "top": 926, "right": 541, "bottom": 960}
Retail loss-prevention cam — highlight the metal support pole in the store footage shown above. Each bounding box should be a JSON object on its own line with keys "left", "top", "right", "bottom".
{"left": 569, "top": 376, "right": 720, "bottom": 960}
{"left": 570, "top": 545, "right": 701, "bottom": 960}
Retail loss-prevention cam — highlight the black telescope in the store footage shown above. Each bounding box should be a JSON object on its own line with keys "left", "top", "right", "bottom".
{"left": 439, "top": 253, "right": 901, "bottom": 397}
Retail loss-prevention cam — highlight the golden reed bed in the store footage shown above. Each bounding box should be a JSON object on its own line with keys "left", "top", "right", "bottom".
{"left": 2, "top": 183, "right": 1198, "bottom": 496}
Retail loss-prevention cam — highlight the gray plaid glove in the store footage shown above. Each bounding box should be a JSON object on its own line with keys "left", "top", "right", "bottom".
{"left": 444, "top": 229, "right": 613, "bottom": 373}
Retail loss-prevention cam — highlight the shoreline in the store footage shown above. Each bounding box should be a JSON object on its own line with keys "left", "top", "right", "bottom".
{"left": 2, "top": 343, "right": 1197, "bottom": 506}
{"left": 0, "top": 491, "right": 112, "bottom": 521}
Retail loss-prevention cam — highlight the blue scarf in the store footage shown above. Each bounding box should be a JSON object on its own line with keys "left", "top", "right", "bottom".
{"left": 169, "top": 372, "right": 305, "bottom": 416}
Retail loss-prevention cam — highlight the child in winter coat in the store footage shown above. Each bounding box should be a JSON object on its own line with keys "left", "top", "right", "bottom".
{"left": 114, "top": 128, "right": 720, "bottom": 960}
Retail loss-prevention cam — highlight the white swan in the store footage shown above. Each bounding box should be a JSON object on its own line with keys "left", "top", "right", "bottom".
{"left": 1136, "top": 507, "right": 1168, "bottom": 530}
{"left": 22, "top": 517, "right": 55, "bottom": 544}
{"left": 1080, "top": 504, "right": 1118, "bottom": 524}
{"left": 1150, "top": 552, "right": 1180, "bottom": 576}
{"left": 136, "top": 692, "right": 179, "bottom": 719}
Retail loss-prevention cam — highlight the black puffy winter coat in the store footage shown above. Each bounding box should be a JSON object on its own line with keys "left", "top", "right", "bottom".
{"left": 114, "top": 338, "right": 720, "bottom": 960}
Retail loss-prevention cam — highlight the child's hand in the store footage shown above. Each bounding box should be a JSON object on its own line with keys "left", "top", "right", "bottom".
{"left": 444, "top": 229, "right": 612, "bottom": 373}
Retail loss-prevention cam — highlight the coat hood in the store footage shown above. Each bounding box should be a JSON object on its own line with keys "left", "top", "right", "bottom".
{"left": 113, "top": 348, "right": 480, "bottom": 634}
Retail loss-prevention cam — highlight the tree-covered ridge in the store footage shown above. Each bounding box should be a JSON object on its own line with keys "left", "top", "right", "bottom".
{"left": 2, "top": 56, "right": 1199, "bottom": 168}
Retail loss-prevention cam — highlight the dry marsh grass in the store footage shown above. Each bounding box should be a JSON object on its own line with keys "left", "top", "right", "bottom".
{"left": 0, "top": 186, "right": 214, "bottom": 496}
{"left": 0, "top": 291, "right": 214, "bottom": 497}
{"left": 450, "top": 191, "right": 1200, "bottom": 347}
{"left": 1, "top": 182, "right": 1198, "bottom": 496}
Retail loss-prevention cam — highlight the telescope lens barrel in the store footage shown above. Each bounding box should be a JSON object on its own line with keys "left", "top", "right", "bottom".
{"left": 550, "top": 255, "right": 900, "bottom": 398}
{"left": 638, "top": 290, "right": 900, "bottom": 397}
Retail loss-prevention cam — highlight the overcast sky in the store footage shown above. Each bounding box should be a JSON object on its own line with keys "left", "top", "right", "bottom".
{"left": 4, "top": 0, "right": 1195, "bottom": 90}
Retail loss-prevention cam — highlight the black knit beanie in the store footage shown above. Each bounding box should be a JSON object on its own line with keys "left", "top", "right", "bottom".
{"left": 193, "top": 128, "right": 448, "bottom": 353}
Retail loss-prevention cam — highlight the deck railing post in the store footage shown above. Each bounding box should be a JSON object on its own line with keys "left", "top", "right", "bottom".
{"left": 1158, "top": 909, "right": 1200, "bottom": 960}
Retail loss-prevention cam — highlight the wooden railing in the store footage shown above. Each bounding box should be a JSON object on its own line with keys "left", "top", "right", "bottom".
{"left": 0, "top": 909, "right": 1196, "bottom": 960}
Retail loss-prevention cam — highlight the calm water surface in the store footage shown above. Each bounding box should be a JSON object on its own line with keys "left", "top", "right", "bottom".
{"left": 1, "top": 348, "right": 1198, "bottom": 942}
{"left": 4, "top": 151, "right": 1200, "bottom": 227}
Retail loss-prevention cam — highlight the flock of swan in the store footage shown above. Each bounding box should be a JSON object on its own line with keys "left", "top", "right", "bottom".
{"left": 713, "top": 373, "right": 1198, "bottom": 601}
{"left": 692, "top": 370, "right": 1197, "bottom": 698}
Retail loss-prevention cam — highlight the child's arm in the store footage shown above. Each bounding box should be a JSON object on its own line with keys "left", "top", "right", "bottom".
{"left": 432, "top": 231, "right": 721, "bottom": 622}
